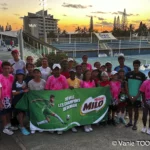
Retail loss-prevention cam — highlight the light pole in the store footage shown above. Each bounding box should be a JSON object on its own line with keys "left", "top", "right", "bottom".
{"left": 40, "top": 0, "right": 47, "bottom": 43}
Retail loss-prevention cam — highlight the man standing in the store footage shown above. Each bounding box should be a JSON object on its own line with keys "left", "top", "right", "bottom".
{"left": 126, "top": 60, "right": 146, "bottom": 130}
{"left": 45, "top": 64, "right": 68, "bottom": 134}
{"left": 114, "top": 55, "right": 131, "bottom": 74}
{"left": 8, "top": 49, "right": 26, "bottom": 74}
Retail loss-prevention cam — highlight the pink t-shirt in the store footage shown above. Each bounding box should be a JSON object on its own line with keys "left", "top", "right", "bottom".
{"left": 0, "top": 60, "right": 2, "bottom": 74}
{"left": 81, "top": 80, "right": 95, "bottom": 88}
{"left": 45, "top": 75, "right": 68, "bottom": 90}
{"left": 109, "top": 81, "right": 121, "bottom": 100}
{"left": 87, "top": 63, "right": 92, "bottom": 71}
{"left": 0, "top": 74, "right": 14, "bottom": 109}
{"left": 140, "top": 80, "right": 150, "bottom": 100}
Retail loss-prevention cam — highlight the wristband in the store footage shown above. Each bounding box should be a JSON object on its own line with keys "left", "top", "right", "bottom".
{"left": 20, "top": 90, "right": 24, "bottom": 94}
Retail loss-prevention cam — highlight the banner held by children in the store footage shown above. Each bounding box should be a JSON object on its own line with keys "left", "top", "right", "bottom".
{"left": 16, "top": 87, "right": 111, "bottom": 131}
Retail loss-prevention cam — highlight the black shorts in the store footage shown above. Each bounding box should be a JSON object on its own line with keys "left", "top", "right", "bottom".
{"left": 127, "top": 99, "right": 141, "bottom": 108}
{"left": 0, "top": 108, "right": 12, "bottom": 115}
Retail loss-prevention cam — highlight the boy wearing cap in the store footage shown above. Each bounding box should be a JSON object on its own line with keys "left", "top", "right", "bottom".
{"left": 45, "top": 64, "right": 68, "bottom": 135}
{"left": 8, "top": 49, "right": 26, "bottom": 74}
{"left": 68, "top": 58, "right": 74, "bottom": 70}
{"left": 12, "top": 69, "right": 30, "bottom": 135}
{"left": 0, "top": 62, "right": 16, "bottom": 135}
{"left": 114, "top": 56, "right": 131, "bottom": 75}
{"left": 67, "top": 69, "right": 81, "bottom": 90}
{"left": 28, "top": 68, "right": 46, "bottom": 91}
{"left": 126, "top": 60, "right": 146, "bottom": 130}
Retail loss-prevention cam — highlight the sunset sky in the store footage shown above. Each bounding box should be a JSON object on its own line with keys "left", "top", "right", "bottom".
{"left": 0, "top": 0, "right": 150, "bottom": 32}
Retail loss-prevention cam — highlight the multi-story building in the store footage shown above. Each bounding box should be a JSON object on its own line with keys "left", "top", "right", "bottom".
{"left": 23, "top": 10, "right": 59, "bottom": 39}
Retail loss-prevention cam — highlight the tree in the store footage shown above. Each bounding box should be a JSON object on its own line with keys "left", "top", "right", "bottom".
{"left": 81, "top": 27, "right": 87, "bottom": 36}
{"left": 47, "top": 31, "right": 56, "bottom": 38}
{"left": 75, "top": 26, "right": 81, "bottom": 33}
{"left": 61, "top": 30, "right": 68, "bottom": 37}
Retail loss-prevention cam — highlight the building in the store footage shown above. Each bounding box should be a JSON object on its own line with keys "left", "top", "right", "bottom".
{"left": 23, "top": 10, "right": 59, "bottom": 39}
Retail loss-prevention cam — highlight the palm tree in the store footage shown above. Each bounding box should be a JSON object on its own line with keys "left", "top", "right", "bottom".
{"left": 75, "top": 26, "right": 81, "bottom": 33}
{"left": 81, "top": 27, "right": 88, "bottom": 37}
{"left": 61, "top": 30, "right": 68, "bottom": 37}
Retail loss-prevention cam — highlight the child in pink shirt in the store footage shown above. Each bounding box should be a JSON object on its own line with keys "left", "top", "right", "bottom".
{"left": 109, "top": 71, "right": 121, "bottom": 126}
{"left": 140, "top": 71, "right": 150, "bottom": 135}
{"left": 0, "top": 62, "right": 17, "bottom": 135}
{"left": 81, "top": 70, "right": 95, "bottom": 133}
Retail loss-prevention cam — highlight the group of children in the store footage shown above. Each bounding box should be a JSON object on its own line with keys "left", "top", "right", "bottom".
{"left": 0, "top": 49, "right": 150, "bottom": 136}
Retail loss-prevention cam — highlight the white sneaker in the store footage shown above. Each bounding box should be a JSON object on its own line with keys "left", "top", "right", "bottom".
{"left": 88, "top": 125, "right": 93, "bottom": 132}
{"left": 57, "top": 131, "right": 63, "bottom": 135}
{"left": 141, "top": 127, "right": 147, "bottom": 133}
{"left": 125, "top": 115, "right": 129, "bottom": 119}
{"left": 3, "top": 128, "right": 14, "bottom": 135}
{"left": 72, "top": 127, "right": 77, "bottom": 133}
{"left": 146, "top": 128, "right": 150, "bottom": 135}
{"left": 31, "top": 130, "right": 35, "bottom": 134}
{"left": 84, "top": 126, "right": 90, "bottom": 133}
{"left": 9, "top": 126, "right": 18, "bottom": 131}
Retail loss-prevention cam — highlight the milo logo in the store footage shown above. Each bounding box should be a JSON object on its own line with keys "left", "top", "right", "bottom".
{"left": 81, "top": 95, "right": 106, "bottom": 114}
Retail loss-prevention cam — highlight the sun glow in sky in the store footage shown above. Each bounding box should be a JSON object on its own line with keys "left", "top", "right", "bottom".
{"left": 0, "top": 0, "right": 150, "bottom": 32}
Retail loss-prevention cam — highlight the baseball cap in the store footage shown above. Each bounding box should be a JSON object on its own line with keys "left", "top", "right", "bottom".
{"left": 16, "top": 69, "right": 25, "bottom": 75}
{"left": 33, "top": 68, "right": 41, "bottom": 72}
{"left": 111, "top": 71, "right": 118, "bottom": 75}
{"left": 52, "top": 64, "right": 61, "bottom": 69}
{"left": 11, "top": 49, "right": 19, "bottom": 54}
{"left": 69, "top": 69, "right": 76, "bottom": 73}
{"left": 68, "top": 58, "right": 74, "bottom": 62}
{"left": 101, "top": 71, "right": 109, "bottom": 77}
{"left": 105, "top": 61, "right": 112, "bottom": 65}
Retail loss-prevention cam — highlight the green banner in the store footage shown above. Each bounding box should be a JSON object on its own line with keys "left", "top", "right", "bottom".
{"left": 16, "top": 87, "right": 111, "bottom": 131}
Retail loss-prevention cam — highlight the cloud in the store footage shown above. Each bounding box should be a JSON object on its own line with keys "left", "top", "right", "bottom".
{"left": 98, "top": 17, "right": 105, "bottom": 21}
{"left": 112, "top": 11, "right": 140, "bottom": 16}
{"left": 0, "top": 3, "right": 7, "bottom": 6}
{"left": 101, "top": 21, "right": 113, "bottom": 26}
{"left": 62, "top": 3, "right": 92, "bottom": 9}
{"left": 0, "top": 7, "right": 8, "bottom": 10}
{"left": 91, "top": 11, "right": 107, "bottom": 14}
{"left": 14, "top": 14, "right": 20, "bottom": 17}
{"left": 19, "top": 17, "right": 24, "bottom": 19}
{"left": 63, "top": 14, "right": 67, "bottom": 16}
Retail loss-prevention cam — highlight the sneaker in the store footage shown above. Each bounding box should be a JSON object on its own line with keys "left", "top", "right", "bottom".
{"left": 88, "top": 125, "right": 93, "bottom": 132}
{"left": 21, "top": 127, "right": 30, "bottom": 135}
{"left": 141, "top": 127, "right": 147, "bottom": 133}
{"left": 125, "top": 115, "right": 129, "bottom": 119}
{"left": 120, "top": 118, "right": 126, "bottom": 125}
{"left": 84, "top": 126, "right": 90, "bottom": 133}
{"left": 146, "top": 128, "right": 150, "bottom": 135}
{"left": 132, "top": 125, "right": 137, "bottom": 130}
{"left": 3, "top": 128, "right": 14, "bottom": 135}
{"left": 38, "top": 130, "right": 43, "bottom": 133}
{"left": 9, "top": 126, "right": 18, "bottom": 131}
{"left": 57, "top": 131, "right": 63, "bottom": 135}
{"left": 72, "top": 127, "right": 77, "bottom": 133}
{"left": 125, "top": 123, "right": 133, "bottom": 127}
{"left": 31, "top": 130, "right": 35, "bottom": 134}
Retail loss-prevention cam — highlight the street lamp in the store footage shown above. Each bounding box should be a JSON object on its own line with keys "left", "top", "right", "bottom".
{"left": 39, "top": 0, "right": 47, "bottom": 43}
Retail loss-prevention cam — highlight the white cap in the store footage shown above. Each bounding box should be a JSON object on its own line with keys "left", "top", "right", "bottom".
{"left": 69, "top": 69, "right": 76, "bottom": 72}
{"left": 105, "top": 61, "right": 112, "bottom": 65}
{"left": 111, "top": 71, "right": 118, "bottom": 75}
{"left": 52, "top": 64, "right": 61, "bottom": 69}
{"left": 92, "top": 67, "right": 98, "bottom": 70}
{"left": 68, "top": 58, "right": 74, "bottom": 62}
{"left": 101, "top": 71, "right": 108, "bottom": 77}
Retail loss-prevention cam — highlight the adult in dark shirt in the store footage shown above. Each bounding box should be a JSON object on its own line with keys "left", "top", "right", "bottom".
{"left": 25, "top": 63, "right": 34, "bottom": 84}
{"left": 114, "top": 55, "right": 131, "bottom": 75}
{"left": 61, "top": 59, "right": 70, "bottom": 79}
{"left": 125, "top": 60, "right": 146, "bottom": 130}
